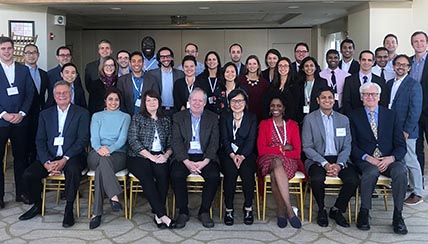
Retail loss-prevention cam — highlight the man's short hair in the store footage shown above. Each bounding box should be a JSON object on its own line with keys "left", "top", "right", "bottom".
{"left": 0, "top": 37, "right": 14, "bottom": 48}
{"left": 359, "top": 82, "right": 381, "bottom": 95}
{"left": 189, "top": 87, "right": 207, "bottom": 102}
{"left": 316, "top": 86, "right": 335, "bottom": 98}
{"left": 53, "top": 80, "right": 72, "bottom": 92}
{"left": 185, "top": 43, "right": 198, "bottom": 52}
{"left": 229, "top": 43, "right": 243, "bottom": 53}
{"left": 130, "top": 51, "right": 143, "bottom": 60}
{"left": 383, "top": 33, "right": 398, "bottom": 45}
{"left": 24, "top": 44, "right": 39, "bottom": 53}
{"left": 116, "top": 50, "right": 130, "bottom": 59}
{"left": 56, "top": 46, "right": 72, "bottom": 56}
{"left": 375, "top": 47, "right": 389, "bottom": 56}
{"left": 340, "top": 39, "right": 355, "bottom": 50}
{"left": 392, "top": 54, "right": 412, "bottom": 66}
{"left": 359, "top": 50, "right": 374, "bottom": 60}
{"left": 61, "top": 63, "right": 78, "bottom": 73}
{"left": 411, "top": 31, "right": 428, "bottom": 42}
{"left": 98, "top": 39, "right": 112, "bottom": 47}
{"left": 325, "top": 49, "right": 339, "bottom": 59}
{"left": 294, "top": 42, "right": 309, "bottom": 52}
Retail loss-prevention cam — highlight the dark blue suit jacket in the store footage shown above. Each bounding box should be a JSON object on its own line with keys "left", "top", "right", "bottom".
{"left": 339, "top": 59, "right": 360, "bottom": 75}
{"left": 387, "top": 75, "right": 422, "bottom": 139}
{"left": 47, "top": 65, "right": 84, "bottom": 108}
{"left": 0, "top": 62, "right": 34, "bottom": 127}
{"left": 36, "top": 104, "right": 90, "bottom": 164}
{"left": 349, "top": 106, "right": 406, "bottom": 163}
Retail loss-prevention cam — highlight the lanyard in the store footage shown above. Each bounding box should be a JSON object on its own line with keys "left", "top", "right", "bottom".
{"left": 208, "top": 77, "right": 218, "bottom": 93}
{"left": 191, "top": 117, "right": 201, "bottom": 140}
{"left": 232, "top": 112, "right": 243, "bottom": 141}
{"left": 304, "top": 81, "right": 314, "bottom": 104}
{"left": 273, "top": 120, "right": 287, "bottom": 145}
{"left": 144, "top": 59, "right": 156, "bottom": 71}
{"left": 132, "top": 74, "right": 144, "bottom": 97}
{"left": 186, "top": 77, "right": 195, "bottom": 94}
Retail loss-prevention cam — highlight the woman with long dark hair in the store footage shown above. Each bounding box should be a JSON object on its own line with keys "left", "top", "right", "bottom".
{"left": 195, "top": 51, "right": 222, "bottom": 112}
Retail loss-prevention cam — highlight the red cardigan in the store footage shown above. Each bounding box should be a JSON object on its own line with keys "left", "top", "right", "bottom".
{"left": 257, "top": 118, "right": 301, "bottom": 159}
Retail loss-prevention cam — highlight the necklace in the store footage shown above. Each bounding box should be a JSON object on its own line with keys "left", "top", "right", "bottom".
{"left": 247, "top": 78, "right": 259, "bottom": 86}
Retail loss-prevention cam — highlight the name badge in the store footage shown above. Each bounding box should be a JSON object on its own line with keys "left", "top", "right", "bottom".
{"left": 54, "top": 137, "right": 64, "bottom": 146}
{"left": 334, "top": 93, "right": 339, "bottom": 101}
{"left": 388, "top": 103, "right": 392, "bottom": 109}
{"left": 231, "top": 143, "right": 239, "bottom": 153}
{"left": 336, "top": 128, "right": 346, "bottom": 137}
{"left": 7, "top": 87, "right": 19, "bottom": 96}
{"left": 190, "top": 141, "right": 201, "bottom": 150}
{"left": 186, "top": 101, "right": 190, "bottom": 109}
{"left": 303, "top": 105, "right": 310, "bottom": 114}
{"left": 135, "top": 98, "right": 141, "bottom": 107}
{"left": 208, "top": 96, "right": 214, "bottom": 104}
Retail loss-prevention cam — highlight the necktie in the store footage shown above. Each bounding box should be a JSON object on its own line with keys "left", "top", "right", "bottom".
{"left": 363, "top": 76, "right": 368, "bottom": 84}
{"left": 71, "top": 85, "right": 75, "bottom": 104}
{"left": 369, "top": 111, "right": 382, "bottom": 158}
{"left": 380, "top": 68, "right": 385, "bottom": 80}
{"left": 331, "top": 70, "right": 337, "bottom": 92}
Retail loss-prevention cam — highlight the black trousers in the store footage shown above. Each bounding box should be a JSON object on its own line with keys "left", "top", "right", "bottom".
{"left": 22, "top": 155, "right": 86, "bottom": 206}
{"left": 170, "top": 154, "right": 220, "bottom": 215}
{"left": 416, "top": 116, "right": 428, "bottom": 176}
{"left": 0, "top": 125, "right": 29, "bottom": 198}
{"left": 127, "top": 155, "right": 170, "bottom": 217}
{"left": 308, "top": 157, "right": 359, "bottom": 212}
{"left": 221, "top": 153, "right": 256, "bottom": 209}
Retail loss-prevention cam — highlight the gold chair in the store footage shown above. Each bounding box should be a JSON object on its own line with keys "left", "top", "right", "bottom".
{"left": 218, "top": 173, "right": 260, "bottom": 220}
{"left": 308, "top": 176, "right": 358, "bottom": 223}
{"left": 172, "top": 174, "right": 215, "bottom": 218}
{"left": 3, "top": 140, "right": 11, "bottom": 173}
{"left": 87, "top": 169, "right": 128, "bottom": 219}
{"left": 262, "top": 171, "right": 305, "bottom": 221}
{"left": 41, "top": 169, "right": 87, "bottom": 217}
{"left": 375, "top": 175, "right": 392, "bottom": 211}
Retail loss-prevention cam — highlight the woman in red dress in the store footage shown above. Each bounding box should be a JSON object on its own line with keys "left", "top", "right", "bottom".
{"left": 257, "top": 95, "right": 303, "bottom": 229}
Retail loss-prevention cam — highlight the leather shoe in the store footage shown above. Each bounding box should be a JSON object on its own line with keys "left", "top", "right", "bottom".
{"left": 16, "top": 194, "right": 33, "bottom": 205}
{"left": 109, "top": 199, "right": 123, "bottom": 212}
{"left": 357, "top": 209, "right": 370, "bottom": 231}
{"left": 165, "top": 219, "right": 175, "bottom": 229}
{"left": 62, "top": 211, "right": 75, "bottom": 228}
{"left": 289, "top": 215, "right": 302, "bottom": 229}
{"left": 393, "top": 216, "right": 408, "bottom": 235}
{"left": 317, "top": 209, "right": 329, "bottom": 227}
{"left": 243, "top": 208, "right": 254, "bottom": 225}
{"left": 198, "top": 212, "right": 214, "bottom": 228}
{"left": 89, "top": 215, "right": 101, "bottom": 229}
{"left": 175, "top": 214, "right": 189, "bottom": 229}
{"left": 19, "top": 204, "right": 41, "bottom": 220}
{"left": 153, "top": 216, "right": 167, "bottom": 229}
{"left": 0, "top": 199, "right": 4, "bottom": 209}
{"left": 329, "top": 208, "right": 350, "bottom": 227}
{"left": 224, "top": 210, "right": 234, "bottom": 226}
{"left": 277, "top": 216, "right": 288, "bottom": 228}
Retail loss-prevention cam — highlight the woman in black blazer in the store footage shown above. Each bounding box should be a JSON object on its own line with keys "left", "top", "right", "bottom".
{"left": 293, "top": 56, "right": 328, "bottom": 124}
{"left": 219, "top": 89, "right": 257, "bottom": 226}
{"left": 195, "top": 51, "right": 222, "bottom": 113}
{"left": 261, "top": 49, "right": 281, "bottom": 83}
{"left": 173, "top": 55, "right": 197, "bottom": 111}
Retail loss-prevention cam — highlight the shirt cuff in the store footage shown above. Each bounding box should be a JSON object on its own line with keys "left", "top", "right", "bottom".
{"left": 320, "top": 161, "right": 328, "bottom": 167}
{"left": 19, "top": 111, "right": 26, "bottom": 117}
{"left": 64, "top": 156, "right": 70, "bottom": 160}
{"left": 362, "top": 154, "right": 369, "bottom": 161}
{"left": 0, "top": 111, "right": 7, "bottom": 119}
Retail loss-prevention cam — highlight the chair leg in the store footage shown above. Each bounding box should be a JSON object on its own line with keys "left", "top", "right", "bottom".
{"left": 383, "top": 186, "right": 388, "bottom": 211}
{"left": 42, "top": 179, "right": 47, "bottom": 216}
{"left": 123, "top": 178, "right": 128, "bottom": 219}
{"left": 255, "top": 177, "right": 260, "bottom": 221}
{"left": 309, "top": 187, "right": 313, "bottom": 223}
{"left": 55, "top": 180, "right": 61, "bottom": 204}
{"left": 2, "top": 143, "right": 7, "bottom": 173}
{"left": 355, "top": 187, "right": 359, "bottom": 222}
{"left": 172, "top": 194, "right": 175, "bottom": 218}
{"left": 129, "top": 181, "right": 134, "bottom": 220}
{"left": 219, "top": 178, "right": 223, "bottom": 220}
{"left": 88, "top": 178, "right": 93, "bottom": 218}
{"left": 76, "top": 189, "right": 80, "bottom": 218}
{"left": 347, "top": 201, "right": 351, "bottom": 224}
{"left": 262, "top": 178, "right": 267, "bottom": 221}
{"left": 298, "top": 182, "right": 304, "bottom": 221}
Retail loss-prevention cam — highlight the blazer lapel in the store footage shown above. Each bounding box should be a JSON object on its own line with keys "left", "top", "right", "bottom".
{"left": 392, "top": 77, "right": 408, "bottom": 101}
{"left": 315, "top": 111, "right": 326, "bottom": 144}
{"left": 0, "top": 65, "right": 7, "bottom": 86}
{"left": 62, "top": 105, "right": 75, "bottom": 135}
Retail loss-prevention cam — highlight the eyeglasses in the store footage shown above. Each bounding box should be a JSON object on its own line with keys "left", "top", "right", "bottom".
{"left": 230, "top": 99, "right": 245, "bottom": 104}
{"left": 361, "top": 92, "right": 379, "bottom": 98}
{"left": 58, "top": 54, "right": 71, "bottom": 58}
{"left": 54, "top": 91, "right": 71, "bottom": 96}
{"left": 159, "top": 55, "right": 172, "bottom": 59}
{"left": 185, "top": 50, "right": 197, "bottom": 54}
{"left": 394, "top": 62, "right": 410, "bottom": 68}
{"left": 278, "top": 64, "right": 290, "bottom": 68}
{"left": 295, "top": 50, "right": 308, "bottom": 54}
{"left": 23, "top": 51, "right": 39, "bottom": 56}
{"left": 104, "top": 64, "right": 115, "bottom": 68}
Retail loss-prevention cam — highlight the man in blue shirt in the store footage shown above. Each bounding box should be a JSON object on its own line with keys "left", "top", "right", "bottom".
{"left": 141, "top": 36, "right": 158, "bottom": 72}
{"left": 177, "top": 43, "right": 204, "bottom": 76}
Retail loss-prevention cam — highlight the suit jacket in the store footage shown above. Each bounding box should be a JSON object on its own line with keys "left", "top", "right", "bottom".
{"left": 84, "top": 60, "right": 100, "bottom": 92}
{"left": 294, "top": 76, "right": 328, "bottom": 124}
{"left": 45, "top": 82, "right": 87, "bottom": 109}
{"left": 172, "top": 109, "right": 219, "bottom": 163}
{"left": 342, "top": 73, "right": 388, "bottom": 116}
{"left": 116, "top": 72, "right": 160, "bottom": 115}
{"left": 302, "top": 109, "right": 351, "bottom": 171}
{"left": 28, "top": 68, "right": 49, "bottom": 121}
{"left": 410, "top": 54, "right": 428, "bottom": 117}
{"left": 219, "top": 111, "right": 257, "bottom": 158}
{"left": 387, "top": 75, "right": 422, "bottom": 139}
{"left": 349, "top": 106, "right": 406, "bottom": 163}
{"left": 339, "top": 59, "right": 360, "bottom": 75}
{"left": 0, "top": 62, "right": 34, "bottom": 127}
{"left": 238, "top": 62, "right": 246, "bottom": 76}
{"left": 47, "top": 64, "right": 83, "bottom": 95}
{"left": 36, "top": 104, "right": 90, "bottom": 164}
{"left": 146, "top": 67, "right": 184, "bottom": 92}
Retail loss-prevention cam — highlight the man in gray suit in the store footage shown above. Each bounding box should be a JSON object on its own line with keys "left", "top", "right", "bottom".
{"left": 147, "top": 47, "right": 184, "bottom": 116}
{"left": 302, "top": 86, "right": 359, "bottom": 228}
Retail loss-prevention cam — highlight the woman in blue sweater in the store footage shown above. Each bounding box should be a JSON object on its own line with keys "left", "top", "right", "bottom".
{"left": 87, "top": 88, "right": 131, "bottom": 229}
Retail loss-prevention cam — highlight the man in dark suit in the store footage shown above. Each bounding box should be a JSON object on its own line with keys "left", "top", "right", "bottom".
{"left": 171, "top": 88, "right": 220, "bottom": 229}
{"left": 117, "top": 51, "right": 159, "bottom": 115}
{"left": 338, "top": 39, "right": 360, "bottom": 75}
{"left": 291, "top": 42, "right": 310, "bottom": 75}
{"left": 47, "top": 46, "right": 83, "bottom": 102}
{"left": 0, "top": 37, "right": 34, "bottom": 208}
{"left": 342, "top": 50, "right": 388, "bottom": 116}
{"left": 23, "top": 44, "right": 49, "bottom": 164}
{"left": 19, "top": 80, "right": 89, "bottom": 228}
{"left": 409, "top": 31, "right": 428, "bottom": 178}
{"left": 147, "top": 47, "right": 184, "bottom": 116}
{"left": 228, "top": 43, "right": 246, "bottom": 76}
{"left": 302, "top": 87, "right": 359, "bottom": 228}
{"left": 349, "top": 82, "right": 408, "bottom": 235}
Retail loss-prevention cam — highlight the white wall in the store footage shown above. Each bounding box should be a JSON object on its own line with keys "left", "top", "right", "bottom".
{"left": 347, "top": 5, "right": 370, "bottom": 58}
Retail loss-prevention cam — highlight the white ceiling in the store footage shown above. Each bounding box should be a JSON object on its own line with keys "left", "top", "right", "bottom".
{"left": 5, "top": 0, "right": 409, "bottom": 29}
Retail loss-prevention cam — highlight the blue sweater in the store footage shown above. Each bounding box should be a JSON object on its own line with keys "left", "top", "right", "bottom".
{"left": 90, "top": 109, "right": 131, "bottom": 153}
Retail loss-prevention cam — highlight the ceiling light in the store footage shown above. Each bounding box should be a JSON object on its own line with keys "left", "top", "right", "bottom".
{"left": 198, "top": 6, "right": 210, "bottom": 10}
{"left": 109, "top": 7, "right": 121, "bottom": 11}
{"left": 171, "top": 15, "right": 187, "bottom": 25}
{"left": 288, "top": 6, "right": 300, "bottom": 9}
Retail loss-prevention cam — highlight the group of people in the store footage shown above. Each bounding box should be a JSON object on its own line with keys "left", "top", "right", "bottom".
{"left": 0, "top": 30, "right": 427, "bottom": 235}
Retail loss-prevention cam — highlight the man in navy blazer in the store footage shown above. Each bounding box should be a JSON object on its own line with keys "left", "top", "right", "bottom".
{"left": 388, "top": 54, "right": 423, "bottom": 205}
{"left": 302, "top": 87, "right": 359, "bottom": 228}
{"left": 338, "top": 39, "right": 360, "bottom": 75}
{"left": 0, "top": 37, "right": 34, "bottom": 208}
{"left": 171, "top": 88, "right": 220, "bottom": 229}
{"left": 349, "top": 82, "right": 408, "bottom": 235}
{"left": 19, "top": 80, "right": 89, "bottom": 228}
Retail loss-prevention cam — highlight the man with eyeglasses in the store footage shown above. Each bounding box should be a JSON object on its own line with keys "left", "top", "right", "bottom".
{"left": 387, "top": 54, "right": 423, "bottom": 206}
{"left": 23, "top": 44, "right": 49, "bottom": 166}
{"left": 342, "top": 50, "right": 388, "bottom": 116}
{"left": 409, "top": 31, "right": 428, "bottom": 182}
{"left": 349, "top": 82, "right": 408, "bottom": 235}
{"left": 339, "top": 39, "right": 360, "bottom": 75}
{"left": 372, "top": 47, "right": 395, "bottom": 82}
{"left": 0, "top": 37, "right": 34, "bottom": 208}
{"left": 291, "top": 42, "right": 310, "bottom": 75}
{"left": 116, "top": 50, "right": 130, "bottom": 77}
{"left": 177, "top": 43, "right": 204, "bottom": 76}
{"left": 47, "top": 46, "right": 83, "bottom": 103}
{"left": 228, "top": 43, "right": 246, "bottom": 75}
{"left": 146, "top": 47, "right": 184, "bottom": 116}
